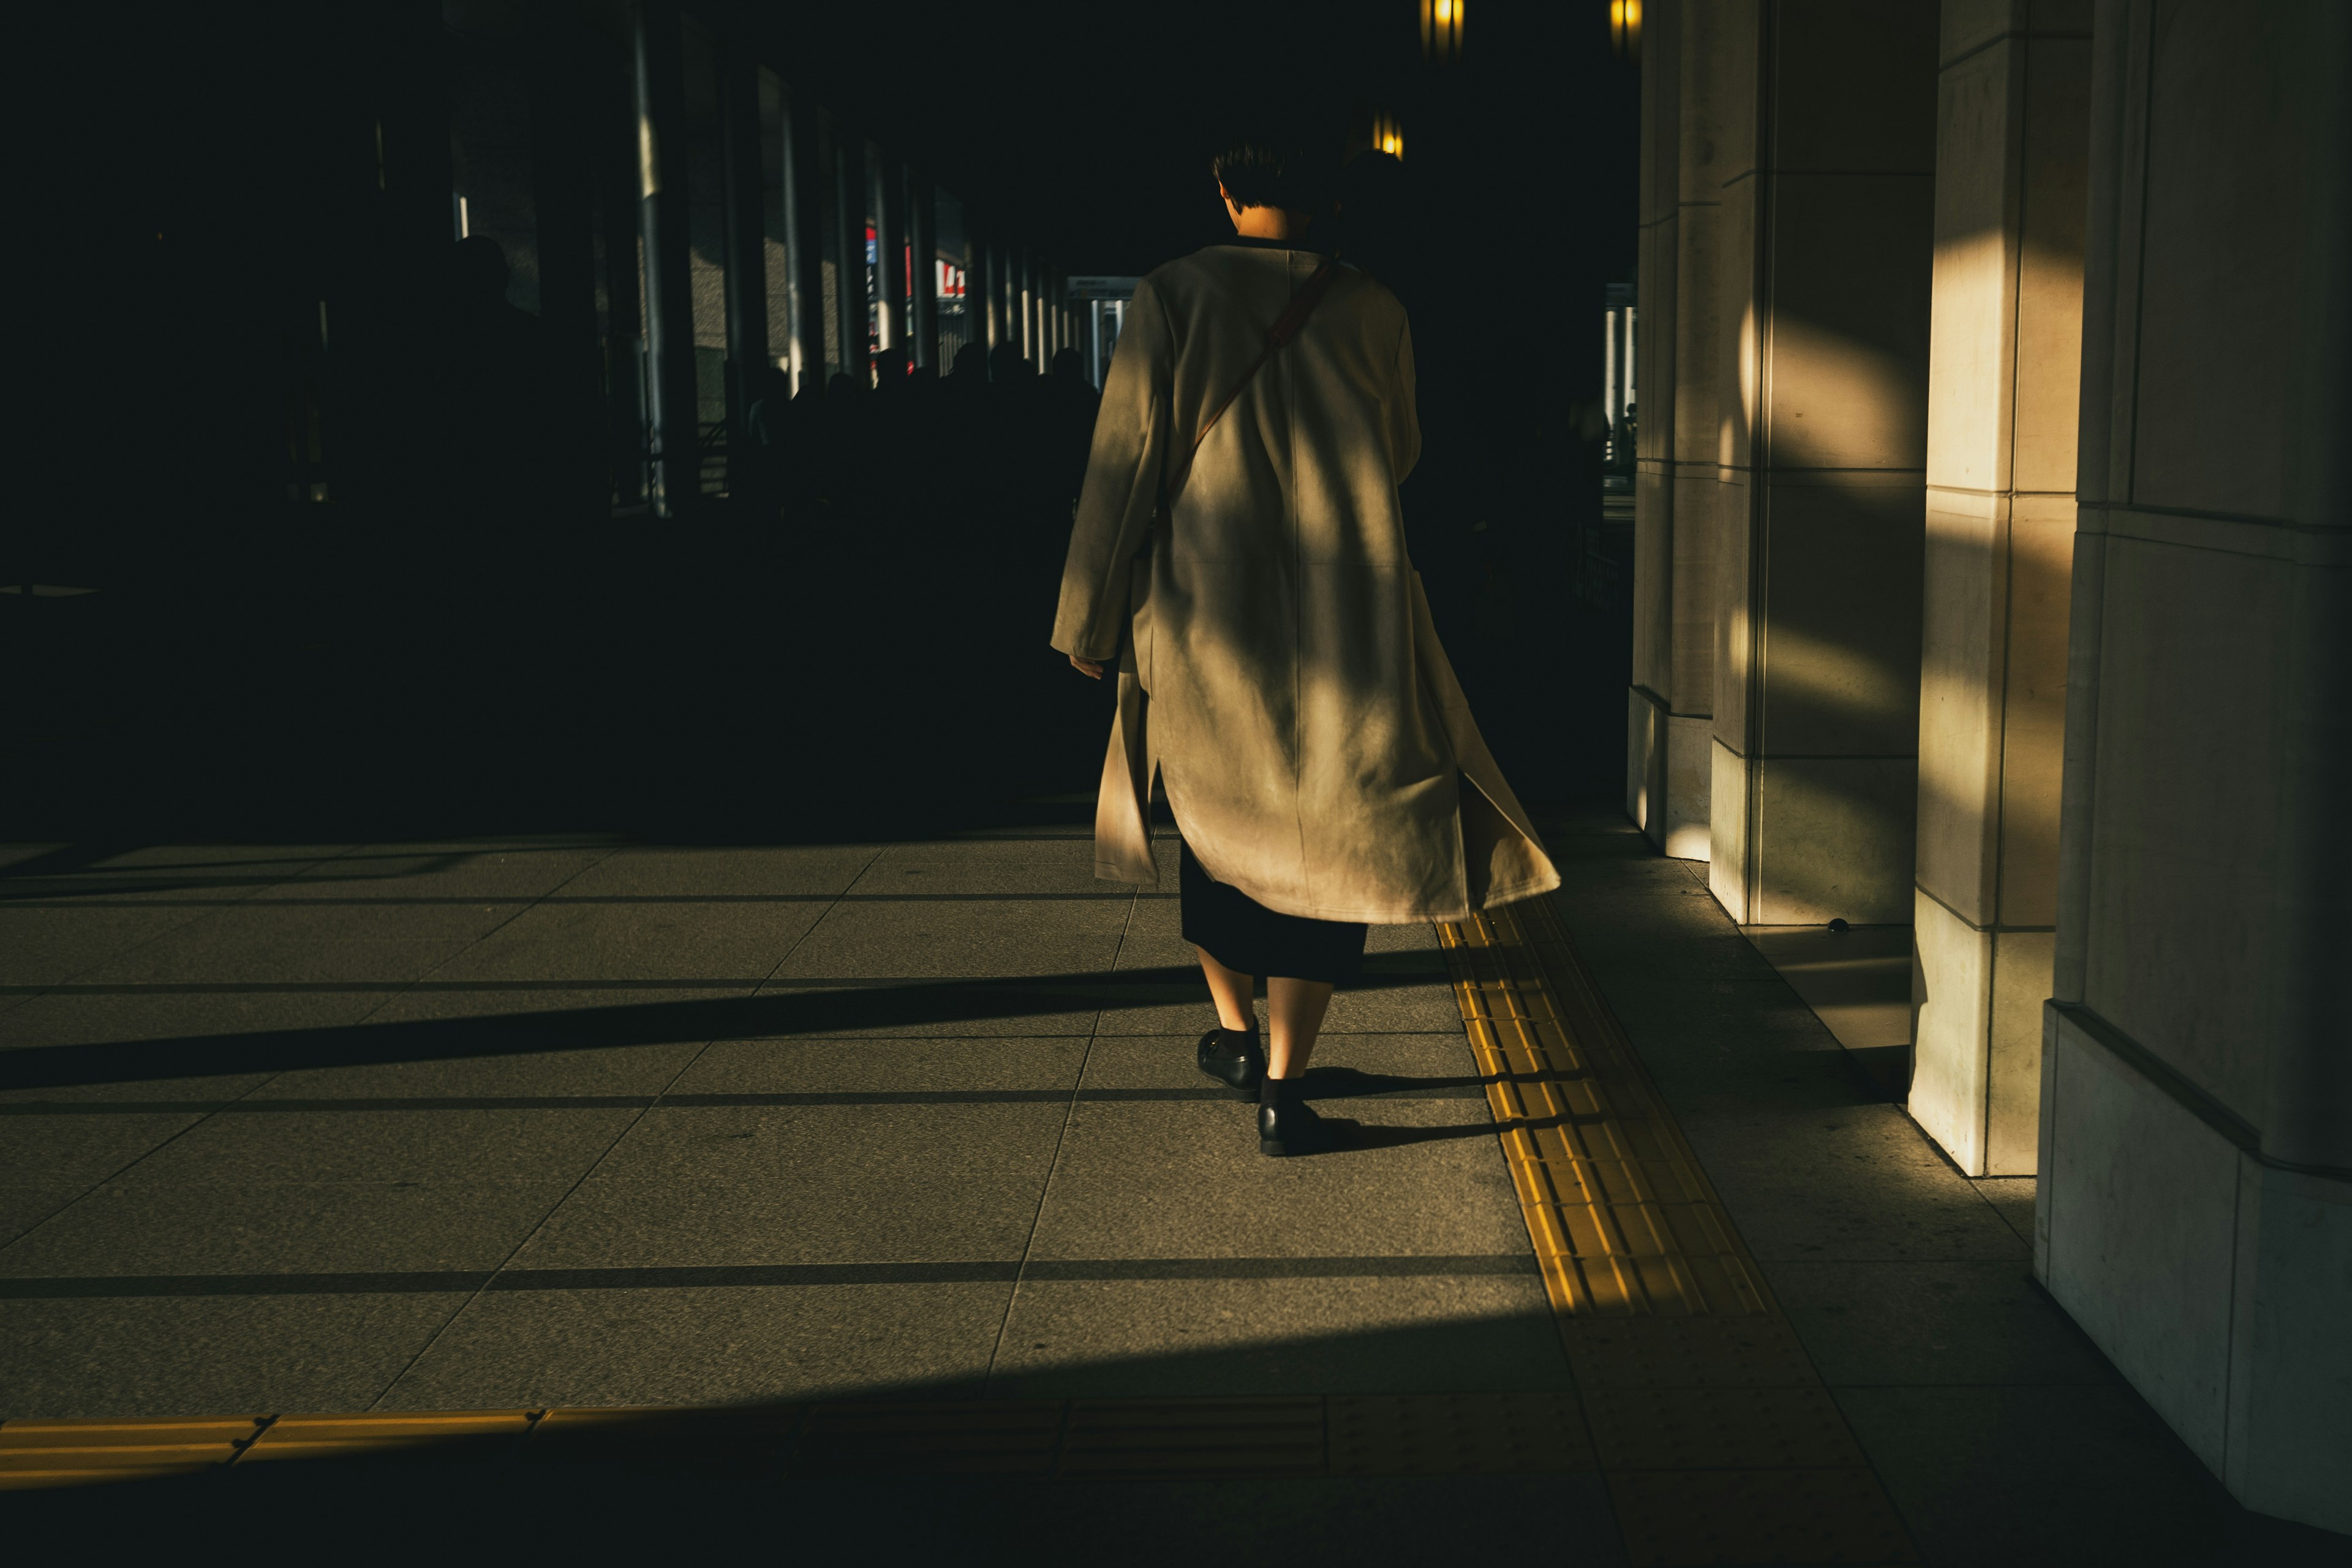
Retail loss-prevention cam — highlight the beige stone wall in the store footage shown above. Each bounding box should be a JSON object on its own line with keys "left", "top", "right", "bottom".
{"left": 1908, "top": 0, "right": 2091, "bottom": 1178}
{"left": 2040, "top": 0, "right": 2351, "bottom": 1532}
{"left": 1703, "top": 1, "right": 1939, "bottom": 925}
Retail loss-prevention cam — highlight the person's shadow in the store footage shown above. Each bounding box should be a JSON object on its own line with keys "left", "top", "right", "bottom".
{"left": 1285, "top": 1064, "right": 1596, "bottom": 1153}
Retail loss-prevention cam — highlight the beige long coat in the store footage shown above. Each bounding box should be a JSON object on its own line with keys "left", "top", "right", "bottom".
{"left": 1050, "top": 241, "right": 1558, "bottom": 924}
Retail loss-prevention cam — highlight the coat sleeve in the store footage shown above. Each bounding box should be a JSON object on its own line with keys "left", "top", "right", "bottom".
{"left": 1390, "top": 313, "right": 1421, "bottom": 484}
{"left": 1051, "top": 277, "right": 1174, "bottom": 662}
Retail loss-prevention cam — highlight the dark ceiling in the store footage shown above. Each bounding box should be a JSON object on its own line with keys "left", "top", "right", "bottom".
{"left": 764, "top": 0, "right": 1640, "bottom": 279}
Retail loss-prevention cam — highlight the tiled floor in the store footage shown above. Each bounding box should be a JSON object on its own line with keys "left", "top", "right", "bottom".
{"left": 0, "top": 830, "right": 1555, "bottom": 1428}
{"left": 2, "top": 818, "right": 2342, "bottom": 1564}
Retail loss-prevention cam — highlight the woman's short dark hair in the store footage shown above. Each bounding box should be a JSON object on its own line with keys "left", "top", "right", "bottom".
{"left": 1213, "top": 134, "right": 1336, "bottom": 213}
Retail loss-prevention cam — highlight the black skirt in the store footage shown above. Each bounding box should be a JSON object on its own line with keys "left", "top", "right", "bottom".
{"left": 1178, "top": 840, "right": 1367, "bottom": 984}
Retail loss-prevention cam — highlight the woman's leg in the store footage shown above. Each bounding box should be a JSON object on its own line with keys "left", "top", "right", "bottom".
{"left": 1194, "top": 946, "right": 1257, "bottom": 1033}
{"left": 1265, "top": 976, "right": 1336, "bottom": 1080}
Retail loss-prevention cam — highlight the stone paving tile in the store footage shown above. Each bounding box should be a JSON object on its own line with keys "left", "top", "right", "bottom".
{"left": 0, "top": 1188, "right": 86, "bottom": 1249}
{"left": 0, "top": 989, "right": 401, "bottom": 1055}
{"left": 282, "top": 843, "right": 616, "bottom": 902}
{"left": 557, "top": 843, "right": 883, "bottom": 898}
{"left": 379, "top": 1282, "right": 1011, "bottom": 1409}
{"left": 0, "top": 1294, "right": 467, "bottom": 1417}
{"left": 1760, "top": 1258, "right": 2121, "bottom": 1387}
{"left": 153, "top": 897, "right": 535, "bottom": 944}
{"left": 424, "top": 899, "right": 824, "bottom": 984}
{"left": 109, "top": 1107, "right": 638, "bottom": 1188}
{"left": 0, "top": 905, "right": 220, "bottom": 986}
{"left": 0, "top": 845, "right": 357, "bottom": 904}
{"left": 1114, "top": 894, "right": 1193, "bottom": 969}
{"left": 1975, "top": 1176, "right": 2038, "bottom": 1249}
{"left": 0, "top": 1111, "right": 210, "bottom": 1193}
{"left": 1076, "top": 1033, "right": 1480, "bottom": 1095}
{"left": 249, "top": 1043, "right": 707, "bottom": 1100}
{"left": 1549, "top": 854, "right": 1716, "bottom": 897}
{"left": 761, "top": 1475, "right": 1627, "bottom": 1565}
{"left": 0, "top": 1178, "right": 577, "bottom": 1276}
{"left": 1026, "top": 1100, "right": 1524, "bottom": 1262}
{"left": 988, "top": 1276, "right": 1567, "bottom": 1396}
{"left": 356, "top": 985, "right": 756, "bottom": 1041}
{"left": 0, "top": 1073, "right": 276, "bottom": 1106}
{"left": 1093, "top": 976, "right": 1466, "bottom": 1037}
{"left": 1833, "top": 1383, "right": 2334, "bottom": 1567}
{"left": 772, "top": 897, "right": 1131, "bottom": 979}
{"left": 72, "top": 935, "right": 478, "bottom": 987}
{"left": 677, "top": 1035, "right": 1087, "bottom": 1096}
{"left": 848, "top": 839, "right": 1117, "bottom": 897}
{"left": 1316, "top": 976, "right": 1469, "bottom": 1035}
{"left": 1673, "top": 1105, "right": 2029, "bottom": 1263}
{"left": 508, "top": 1103, "right": 1069, "bottom": 1267}
{"left": 741, "top": 982, "right": 1102, "bottom": 1039}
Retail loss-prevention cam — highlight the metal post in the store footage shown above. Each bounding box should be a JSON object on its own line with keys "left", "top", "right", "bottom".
{"left": 833, "top": 129, "right": 869, "bottom": 383}
{"left": 720, "top": 45, "right": 769, "bottom": 494}
{"left": 908, "top": 170, "right": 938, "bottom": 369}
{"left": 1019, "top": 250, "right": 1034, "bottom": 364}
{"left": 876, "top": 148, "right": 908, "bottom": 359}
{"left": 783, "top": 85, "right": 826, "bottom": 390}
{"left": 978, "top": 231, "right": 998, "bottom": 348}
{"left": 632, "top": 0, "right": 698, "bottom": 518}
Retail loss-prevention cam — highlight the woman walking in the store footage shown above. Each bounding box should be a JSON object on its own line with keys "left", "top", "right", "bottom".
{"left": 1053, "top": 132, "right": 1558, "bottom": 1156}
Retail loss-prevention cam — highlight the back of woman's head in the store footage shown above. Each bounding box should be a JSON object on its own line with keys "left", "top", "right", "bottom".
{"left": 1212, "top": 129, "right": 1337, "bottom": 214}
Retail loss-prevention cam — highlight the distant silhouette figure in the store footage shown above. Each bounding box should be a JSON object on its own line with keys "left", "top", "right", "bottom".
{"left": 741, "top": 365, "right": 795, "bottom": 516}
{"left": 987, "top": 341, "right": 1031, "bottom": 389}
{"left": 818, "top": 372, "right": 868, "bottom": 507}
{"left": 435, "top": 236, "right": 559, "bottom": 530}
{"left": 1044, "top": 347, "right": 1101, "bottom": 505}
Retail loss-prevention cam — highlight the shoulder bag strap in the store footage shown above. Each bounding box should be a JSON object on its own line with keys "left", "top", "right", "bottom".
{"left": 1161, "top": 255, "right": 1343, "bottom": 504}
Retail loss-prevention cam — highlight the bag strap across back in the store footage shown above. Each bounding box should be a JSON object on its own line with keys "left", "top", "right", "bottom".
{"left": 1161, "top": 254, "right": 1343, "bottom": 503}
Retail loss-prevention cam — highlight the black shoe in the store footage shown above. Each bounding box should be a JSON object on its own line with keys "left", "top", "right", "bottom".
{"left": 1258, "top": 1076, "right": 1340, "bottom": 1157}
{"left": 1197, "top": 1026, "right": 1265, "bottom": 1097}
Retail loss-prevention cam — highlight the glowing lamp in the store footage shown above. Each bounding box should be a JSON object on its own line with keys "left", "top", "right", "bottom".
{"left": 1610, "top": 0, "right": 1641, "bottom": 58}
{"left": 1421, "top": 0, "right": 1463, "bottom": 62}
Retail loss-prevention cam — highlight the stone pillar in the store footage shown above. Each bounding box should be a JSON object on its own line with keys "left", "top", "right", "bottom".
{"left": 832, "top": 127, "right": 868, "bottom": 385}
{"left": 1707, "top": 1, "right": 1938, "bottom": 925}
{"left": 1020, "top": 251, "right": 1036, "bottom": 363}
{"left": 718, "top": 45, "right": 769, "bottom": 480}
{"left": 2039, "top": 0, "right": 2350, "bottom": 1532}
{"left": 876, "top": 149, "right": 909, "bottom": 360}
{"left": 1626, "top": 0, "right": 1722, "bottom": 862}
{"left": 782, "top": 83, "right": 826, "bottom": 391}
{"left": 971, "top": 230, "right": 995, "bottom": 350}
{"left": 631, "top": 0, "right": 698, "bottom": 517}
{"left": 1907, "top": 1, "right": 2091, "bottom": 1177}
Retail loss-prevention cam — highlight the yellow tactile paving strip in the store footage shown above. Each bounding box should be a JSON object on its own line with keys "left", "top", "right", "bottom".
{"left": 1435, "top": 898, "right": 1917, "bottom": 1566}
{"left": 1, "top": 900, "right": 1915, "bottom": 1562}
